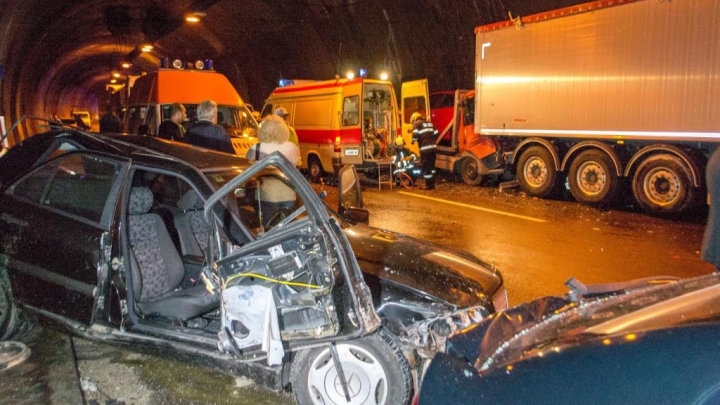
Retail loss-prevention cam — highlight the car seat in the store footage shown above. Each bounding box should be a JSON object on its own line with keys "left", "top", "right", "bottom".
{"left": 127, "top": 187, "right": 219, "bottom": 321}
{"left": 174, "top": 189, "right": 210, "bottom": 257}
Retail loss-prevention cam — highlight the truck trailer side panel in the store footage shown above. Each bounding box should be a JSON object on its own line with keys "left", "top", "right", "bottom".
{"left": 475, "top": 0, "right": 720, "bottom": 141}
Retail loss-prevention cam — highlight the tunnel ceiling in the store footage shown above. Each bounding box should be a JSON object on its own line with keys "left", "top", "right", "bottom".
{"left": 0, "top": 0, "right": 585, "bottom": 139}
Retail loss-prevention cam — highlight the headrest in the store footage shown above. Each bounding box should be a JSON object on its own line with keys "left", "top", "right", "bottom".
{"left": 178, "top": 189, "right": 204, "bottom": 211}
{"left": 129, "top": 187, "right": 154, "bottom": 215}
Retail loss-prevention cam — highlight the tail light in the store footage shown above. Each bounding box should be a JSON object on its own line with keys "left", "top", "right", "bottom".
{"left": 333, "top": 136, "right": 341, "bottom": 153}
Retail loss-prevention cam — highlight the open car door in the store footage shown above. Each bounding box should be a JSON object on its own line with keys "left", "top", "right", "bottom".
{"left": 401, "top": 79, "right": 430, "bottom": 155}
{"left": 203, "top": 152, "right": 379, "bottom": 364}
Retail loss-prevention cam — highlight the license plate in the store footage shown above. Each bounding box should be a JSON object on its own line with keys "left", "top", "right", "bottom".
{"left": 344, "top": 149, "right": 359, "bottom": 156}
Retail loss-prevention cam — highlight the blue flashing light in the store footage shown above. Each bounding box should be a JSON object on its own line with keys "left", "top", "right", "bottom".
{"left": 279, "top": 79, "right": 295, "bottom": 87}
{"left": 160, "top": 58, "right": 169, "bottom": 68}
{"left": 204, "top": 59, "right": 214, "bottom": 70}
{"left": 359, "top": 68, "right": 367, "bottom": 78}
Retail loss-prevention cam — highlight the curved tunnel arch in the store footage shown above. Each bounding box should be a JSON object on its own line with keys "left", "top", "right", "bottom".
{"left": 0, "top": 0, "right": 583, "bottom": 144}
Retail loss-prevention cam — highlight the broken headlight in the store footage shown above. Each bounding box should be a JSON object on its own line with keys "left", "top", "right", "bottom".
{"left": 430, "top": 305, "right": 490, "bottom": 341}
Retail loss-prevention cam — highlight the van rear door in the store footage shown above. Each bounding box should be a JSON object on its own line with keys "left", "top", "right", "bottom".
{"left": 401, "top": 79, "right": 430, "bottom": 155}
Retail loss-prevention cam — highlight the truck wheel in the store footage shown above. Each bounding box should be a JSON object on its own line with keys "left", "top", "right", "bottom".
{"left": 0, "top": 267, "right": 29, "bottom": 341}
{"left": 308, "top": 156, "right": 324, "bottom": 183}
{"left": 461, "top": 157, "right": 483, "bottom": 186}
{"left": 632, "top": 154, "right": 695, "bottom": 215}
{"left": 568, "top": 150, "right": 619, "bottom": 206}
{"left": 516, "top": 146, "right": 559, "bottom": 198}
{"left": 291, "top": 329, "right": 412, "bottom": 405}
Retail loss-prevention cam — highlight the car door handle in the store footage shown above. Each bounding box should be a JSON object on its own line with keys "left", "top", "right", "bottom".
{"left": 0, "top": 213, "right": 28, "bottom": 227}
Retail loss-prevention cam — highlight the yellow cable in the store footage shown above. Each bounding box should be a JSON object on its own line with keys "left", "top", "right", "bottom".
{"left": 224, "top": 272, "right": 321, "bottom": 289}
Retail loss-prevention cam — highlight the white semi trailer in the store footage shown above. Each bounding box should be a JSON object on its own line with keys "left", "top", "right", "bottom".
{"left": 460, "top": 0, "right": 719, "bottom": 214}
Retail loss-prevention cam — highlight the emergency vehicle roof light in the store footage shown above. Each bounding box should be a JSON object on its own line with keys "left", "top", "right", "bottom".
{"left": 172, "top": 59, "right": 183, "bottom": 69}
{"left": 204, "top": 59, "right": 214, "bottom": 70}
{"left": 346, "top": 71, "right": 355, "bottom": 80}
{"left": 279, "top": 79, "right": 295, "bottom": 87}
{"left": 194, "top": 60, "right": 205, "bottom": 70}
{"left": 359, "top": 68, "right": 367, "bottom": 78}
{"left": 380, "top": 72, "right": 389, "bottom": 81}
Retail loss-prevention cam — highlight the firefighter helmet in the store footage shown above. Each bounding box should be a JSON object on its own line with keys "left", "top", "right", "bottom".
{"left": 395, "top": 136, "right": 405, "bottom": 147}
{"left": 410, "top": 112, "right": 423, "bottom": 124}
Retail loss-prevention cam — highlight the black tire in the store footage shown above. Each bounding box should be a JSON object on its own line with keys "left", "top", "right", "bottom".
{"left": 567, "top": 149, "right": 619, "bottom": 206}
{"left": 308, "top": 156, "right": 324, "bottom": 183}
{"left": 0, "top": 267, "right": 28, "bottom": 341}
{"left": 291, "top": 329, "right": 412, "bottom": 405}
{"left": 516, "top": 145, "right": 559, "bottom": 198}
{"left": 460, "top": 157, "right": 483, "bottom": 186}
{"left": 632, "top": 154, "right": 696, "bottom": 215}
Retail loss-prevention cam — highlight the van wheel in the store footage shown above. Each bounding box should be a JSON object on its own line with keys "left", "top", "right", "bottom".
{"left": 291, "top": 329, "right": 412, "bottom": 405}
{"left": 461, "top": 157, "right": 483, "bottom": 186}
{"left": 516, "top": 146, "right": 559, "bottom": 198}
{"left": 308, "top": 157, "right": 324, "bottom": 183}
{"left": 0, "top": 267, "right": 30, "bottom": 341}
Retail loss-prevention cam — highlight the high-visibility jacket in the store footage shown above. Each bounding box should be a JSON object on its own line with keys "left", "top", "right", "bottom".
{"left": 411, "top": 119, "right": 438, "bottom": 151}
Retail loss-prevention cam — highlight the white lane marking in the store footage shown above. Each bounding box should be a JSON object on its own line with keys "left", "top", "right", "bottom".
{"left": 398, "top": 191, "right": 548, "bottom": 223}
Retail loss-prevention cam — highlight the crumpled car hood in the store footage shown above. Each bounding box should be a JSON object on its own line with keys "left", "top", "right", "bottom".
{"left": 446, "top": 273, "right": 720, "bottom": 375}
{"left": 344, "top": 223, "right": 503, "bottom": 309}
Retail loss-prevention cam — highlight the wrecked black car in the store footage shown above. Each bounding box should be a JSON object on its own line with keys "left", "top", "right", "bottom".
{"left": 418, "top": 274, "right": 720, "bottom": 405}
{"left": 0, "top": 124, "right": 505, "bottom": 405}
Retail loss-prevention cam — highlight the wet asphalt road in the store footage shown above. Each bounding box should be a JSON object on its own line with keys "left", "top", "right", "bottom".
{"left": 2, "top": 177, "right": 714, "bottom": 404}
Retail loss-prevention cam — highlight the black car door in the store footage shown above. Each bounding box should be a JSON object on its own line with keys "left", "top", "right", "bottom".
{"left": 204, "top": 153, "right": 379, "bottom": 356}
{"left": 0, "top": 151, "right": 129, "bottom": 325}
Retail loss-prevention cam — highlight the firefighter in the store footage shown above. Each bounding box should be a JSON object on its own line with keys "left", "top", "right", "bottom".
{"left": 411, "top": 112, "right": 438, "bottom": 190}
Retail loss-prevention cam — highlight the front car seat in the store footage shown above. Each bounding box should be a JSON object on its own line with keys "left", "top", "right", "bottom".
{"left": 127, "top": 187, "right": 218, "bottom": 321}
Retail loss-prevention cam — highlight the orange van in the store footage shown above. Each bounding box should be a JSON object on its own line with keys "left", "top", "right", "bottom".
{"left": 124, "top": 66, "right": 258, "bottom": 156}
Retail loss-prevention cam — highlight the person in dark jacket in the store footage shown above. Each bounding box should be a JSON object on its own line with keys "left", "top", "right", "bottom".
{"left": 184, "top": 100, "right": 235, "bottom": 154}
{"left": 410, "top": 112, "right": 438, "bottom": 190}
{"left": 99, "top": 106, "right": 122, "bottom": 132}
{"left": 158, "top": 103, "right": 186, "bottom": 141}
{"left": 702, "top": 147, "right": 720, "bottom": 271}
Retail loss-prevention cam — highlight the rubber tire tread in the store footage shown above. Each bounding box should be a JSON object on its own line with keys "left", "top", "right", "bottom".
{"left": 516, "top": 145, "right": 559, "bottom": 198}
{"left": 461, "top": 157, "right": 483, "bottom": 186}
{"left": 290, "top": 328, "right": 413, "bottom": 405}
{"left": 567, "top": 149, "right": 619, "bottom": 206}
{"left": 0, "top": 267, "right": 29, "bottom": 341}
{"left": 307, "top": 156, "right": 324, "bottom": 184}
{"left": 632, "top": 154, "right": 694, "bottom": 215}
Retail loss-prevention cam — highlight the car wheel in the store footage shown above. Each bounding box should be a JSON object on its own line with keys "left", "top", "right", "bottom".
{"left": 460, "top": 157, "right": 483, "bottom": 186}
{"left": 291, "top": 329, "right": 412, "bottom": 405}
{"left": 0, "top": 267, "right": 29, "bottom": 341}
{"left": 516, "top": 145, "right": 559, "bottom": 198}
{"left": 632, "top": 154, "right": 695, "bottom": 215}
{"left": 308, "top": 156, "right": 324, "bottom": 183}
{"left": 568, "top": 149, "right": 619, "bottom": 206}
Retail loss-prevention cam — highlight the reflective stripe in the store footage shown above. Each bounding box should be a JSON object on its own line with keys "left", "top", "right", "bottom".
{"left": 418, "top": 128, "right": 434, "bottom": 134}
{"left": 420, "top": 145, "right": 437, "bottom": 151}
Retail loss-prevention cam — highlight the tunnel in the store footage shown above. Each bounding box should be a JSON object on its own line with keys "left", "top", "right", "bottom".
{"left": 0, "top": 0, "right": 583, "bottom": 144}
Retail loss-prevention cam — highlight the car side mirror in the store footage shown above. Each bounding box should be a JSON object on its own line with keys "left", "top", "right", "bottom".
{"left": 344, "top": 206, "right": 369, "bottom": 224}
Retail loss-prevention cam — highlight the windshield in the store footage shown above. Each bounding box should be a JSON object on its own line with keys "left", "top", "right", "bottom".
{"left": 166, "top": 104, "right": 259, "bottom": 138}
{"left": 478, "top": 274, "right": 720, "bottom": 373}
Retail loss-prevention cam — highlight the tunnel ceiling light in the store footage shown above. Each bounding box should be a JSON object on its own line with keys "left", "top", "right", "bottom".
{"left": 112, "top": 72, "right": 121, "bottom": 78}
{"left": 110, "top": 79, "right": 117, "bottom": 84}
{"left": 121, "top": 62, "right": 132, "bottom": 69}
{"left": 186, "top": 15, "right": 200, "bottom": 23}
{"left": 141, "top": 44, "right": 154, "bottom": 52}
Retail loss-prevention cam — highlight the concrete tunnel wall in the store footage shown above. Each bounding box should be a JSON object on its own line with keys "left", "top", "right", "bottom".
{"left": 0, "top": 0, "right": 583, "bottom": 145}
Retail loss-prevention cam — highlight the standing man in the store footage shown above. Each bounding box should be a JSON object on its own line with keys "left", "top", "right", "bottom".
{"left": 158, "top": 103, "right": 186, "bottom": 141}
{"left": 410, "top": 112, "right": 438, "bottom": 190}
{"left": 99, "top": 105, "right": 122, "bottom": 133}
{"left": 702, "top": 147, "right": 720, "bottom": 271}
{"left": 274, "top": 107, "right": 299, "bottom": 147}
{"left": 184, "top": 100, "right": 235, "bottom": 154}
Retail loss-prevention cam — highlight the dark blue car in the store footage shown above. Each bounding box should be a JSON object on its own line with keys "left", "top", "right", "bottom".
{"left": 419, "top": 273, "right": 720, "bottom": 405}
